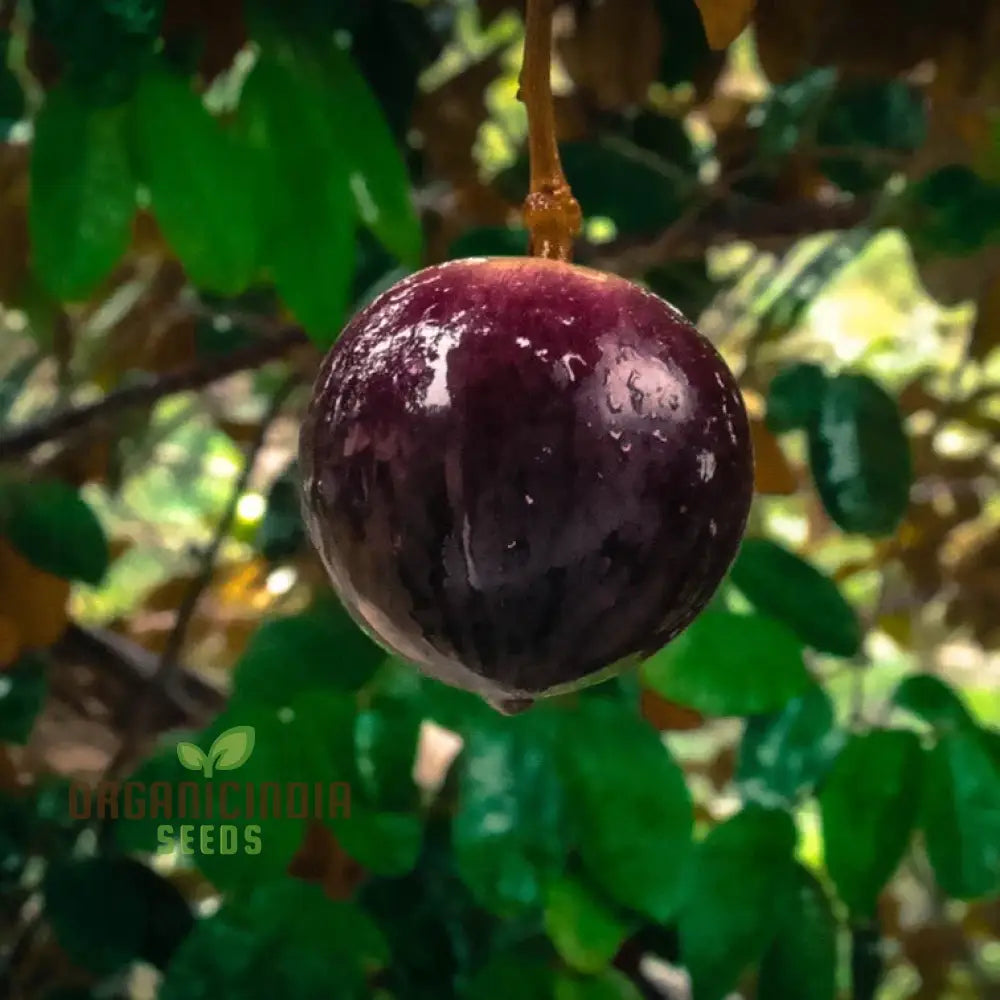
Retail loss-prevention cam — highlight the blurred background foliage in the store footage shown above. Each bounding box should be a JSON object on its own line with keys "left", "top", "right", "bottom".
{"left": 0, "top": 0, "right": 999, "bottom": 998}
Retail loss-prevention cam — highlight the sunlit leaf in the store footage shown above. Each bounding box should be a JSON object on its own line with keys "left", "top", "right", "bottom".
{"left": 545, "top": 875, "right": 634, "bottom": 974}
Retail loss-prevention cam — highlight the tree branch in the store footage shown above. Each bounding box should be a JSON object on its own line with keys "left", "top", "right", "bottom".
{"left": 102, "top": 374, "right": 299, "bottom": 782}
{"left": 53, "top": 623, "right": 226, "bottom": 723}
{"left": 0, "top": 323, "right": 309, "bottom": 461}
{"left": 585, "top": 195, "right": 876, "bottom": 276}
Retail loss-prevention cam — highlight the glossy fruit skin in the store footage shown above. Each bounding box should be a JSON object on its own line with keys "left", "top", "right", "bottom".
{"left": 300, "top": 257, "right": 753, "bottom": 711}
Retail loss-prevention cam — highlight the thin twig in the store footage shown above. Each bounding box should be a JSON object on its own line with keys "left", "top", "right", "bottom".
{"left": 0, "top": 323, "right": 308, "bottom": 460}
{"left": 588, "top": 194, "right": 875, "bottom": 276}
{"left": 101, "top": 374, "right": 299, "bottom": 781}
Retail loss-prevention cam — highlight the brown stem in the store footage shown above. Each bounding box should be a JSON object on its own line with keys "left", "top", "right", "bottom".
{"left": 0, "top": 320, "right": 307, "bottom": 461}
{"left": 519, "top": 0, "right": 581, "bottom": 260}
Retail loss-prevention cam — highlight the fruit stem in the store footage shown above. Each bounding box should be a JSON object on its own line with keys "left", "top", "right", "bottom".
{"left": 519, "top": 0, "right": 582, "bottom": 260}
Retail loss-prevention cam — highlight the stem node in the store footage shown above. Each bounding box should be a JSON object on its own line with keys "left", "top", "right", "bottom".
{"left": 520, "top": 0, "right": 580, "bottom": 260}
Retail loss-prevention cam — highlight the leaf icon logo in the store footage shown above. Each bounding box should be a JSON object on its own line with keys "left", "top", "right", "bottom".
{"left": 175, "top": 725, "right": 255, "bottom": 778}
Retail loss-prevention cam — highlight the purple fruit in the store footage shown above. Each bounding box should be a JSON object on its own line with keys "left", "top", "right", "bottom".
{"left": 299, "top": 257, "right": 753, "bottom": 712}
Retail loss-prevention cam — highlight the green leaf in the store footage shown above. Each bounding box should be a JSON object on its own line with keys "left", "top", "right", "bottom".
{"left": 642, "top": 611, "right": 811, "bottom": 716}
{"left": 757, "top": 864, "right": 838, "bottom": 1000}
{"left": 892, "top": 674, "right": 976, "bottom": 732}
{"left": 906, "top": 165, "right": 1000, "bottom": 257}
{"left": 237, "top": 54, "right": 354, "bottom": 346}
{"left": 232, "top": 603, "right": 384, "bottom": 705}
{"left": 333, "top": 805, "right": 423, "bottom": 877}
{"left": 29, "top": 85, "right": 135, "bottom": 300}
{"left": 0, "top": 656, "right": 47, "bottom": 744}
{"left": 175, "top": 741, "right": 207, "bottom": 772}
{"left": 253, "top": 25, "right": 421, "bottom": 267}
{"left": 677, "top": 806, "right": 798, "bottom": 1000}
{"left": 208, "top": 725, "right": 256, "bottom": 773}
{"left": 241, "top": 877, "right": 389, "bottom": 963}
{"left": 766, "top": 362, "right": 828, "bottom": 433}
{"left": 255, "top": 464, "right": 305, "bottom": 562}
{"left": 758, "top": 68, "right": 838, "bottom": 159}
{"left": 348, "top": 0, "right": 445, "bottom": 140}
{"left": 819, "top": 729, "right": 924, "bottom": 917}
{"left": 161, "top": 878, "right": 387, "bottom": 1000}
{"left": 31, "top": 0, "right": 162, "bottom": 106}
{"left": 358, "top": 820, "right": 498, "bottom": 995}
{"left": 737, "top": 683, "right": 843, "bottom": 807}
{"left": 44, "top": 857, "right": 193, "bottom": 976}
{"left": 324, "top": 41, "right": 422, "bottom": 266}
{"left": 815, "top": 81, "right": 925, "bottom": 193}
{"left": 807, "top": 373, "right": 912, "bottom": 536}
{"left": 730, "top": 537, "right": 862, "bottom": 657}
{"left": 0, "top": 793, "right": 33, "bottom": 883}
{"left": 127, "top": 693, "right": 356, "bottom": 895}
{"left": 545, "top": 875, "right": 633, "bottom": 974}
{"left": 129, "top": 860, "right": 196, "bottom": 969}
{"left": 354, "top": 695, "right": 421, "bottom": 811}
{"left": 555, "top": 969, "right": 645, "bottom": 1000}
{"left": 560, "top": 699, "right": 693, "bottom": 922}
{"left": 132, "top": 62, "right": 258, "bottom": 294}
{"left": 454, "top": 712, "right": 569, "bottom": 915}
{"left": 922, "top": 729, "right": 1000, "bottom": 899}
{"left": 3, "top": 480, "right": 109, "bottom": 584}
{"left": 467, "top": 953, "right": 556, "bottom": 1000}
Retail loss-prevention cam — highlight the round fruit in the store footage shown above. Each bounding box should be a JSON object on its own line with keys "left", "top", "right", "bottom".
{"left": 299, "top": 257, "right": 753, "bottom": 712}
